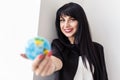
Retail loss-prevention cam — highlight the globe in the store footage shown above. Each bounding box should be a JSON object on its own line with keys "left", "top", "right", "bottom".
{"left": 25, "top": 37, "right": 51, "bottom": 60}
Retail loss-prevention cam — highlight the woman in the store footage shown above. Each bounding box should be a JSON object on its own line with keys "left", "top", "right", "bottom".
{"left": 22, "top": 2, "right": 108, "bottom": 80}
{"left": 51, "top": 2, "right": 108, "bottom": 80}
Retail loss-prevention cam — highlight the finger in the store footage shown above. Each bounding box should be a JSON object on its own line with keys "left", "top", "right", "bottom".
{"left": 46, "top": 61, "right": 56, "bottom": 76}
{"left": 20, "top": 53, "right": 28, "bottom": 59}
{"left": 41, "top": 58, "right": 52, "bottom": 76}
{"left": 47, "top": 51, "right": 52, "bottom": 57}
{"left": 32, "top": 54, "right": 45, "bottom": 71}
{"left": 35, "top": 55, "right": 49, "bottom": 76}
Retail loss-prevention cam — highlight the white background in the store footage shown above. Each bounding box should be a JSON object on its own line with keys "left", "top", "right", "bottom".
{"left": 0, "top": 0, "right": 40, "bottom": 80}
{"left": 39, "top": 0, "right": 120, "bottom": 80}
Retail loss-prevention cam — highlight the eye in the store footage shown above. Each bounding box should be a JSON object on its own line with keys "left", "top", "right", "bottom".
{"left": 70, "top": 18, "right": 76, "bottom": 21}
{"left": 60, "top": 18, "right": 65, "bottom": 22}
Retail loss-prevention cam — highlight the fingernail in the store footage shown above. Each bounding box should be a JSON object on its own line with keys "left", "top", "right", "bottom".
{"left": 38, "top": 54, "right": 44, "bottom": 59}
{"left": 47, "top": 51, "right": 52, "bottom": 57}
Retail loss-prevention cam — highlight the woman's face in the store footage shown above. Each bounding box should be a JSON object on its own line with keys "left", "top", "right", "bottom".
{"left": 60, "top": 15, "right": 78, "bottom": 42}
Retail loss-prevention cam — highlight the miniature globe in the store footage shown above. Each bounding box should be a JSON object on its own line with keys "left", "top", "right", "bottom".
{"left": 25, "top": 37, "right": 51, "bottom": 60}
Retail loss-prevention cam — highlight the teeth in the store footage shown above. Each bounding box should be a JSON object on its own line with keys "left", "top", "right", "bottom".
{"left": 65, "top": 29, "right": 70, "bottom": 31}
{"left": 64, "top": 29, "right": 72, "bottom": 33}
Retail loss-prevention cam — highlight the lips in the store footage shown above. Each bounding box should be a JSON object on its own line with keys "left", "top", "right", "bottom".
{"left": 64, "top": 28, "right": 73, "bottom": 33}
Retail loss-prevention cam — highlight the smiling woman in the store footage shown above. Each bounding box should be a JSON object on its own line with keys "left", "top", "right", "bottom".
{"left": 53, "top": 2, "right": 108, "bottom": 80}
{"left": 32, "top": 2, "right": 108, "bottom": 80}
{"left": 33, "top": 0, "right": 120, "bottom": 80}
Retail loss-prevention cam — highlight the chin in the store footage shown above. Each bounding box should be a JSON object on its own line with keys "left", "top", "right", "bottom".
{"left": 65, "top": 35, "right": 73, "bottom": 38}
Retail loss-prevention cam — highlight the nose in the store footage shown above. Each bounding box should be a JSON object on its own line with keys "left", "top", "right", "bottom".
{"left": 64, "top": 21, "right": 69, "bottom": 28}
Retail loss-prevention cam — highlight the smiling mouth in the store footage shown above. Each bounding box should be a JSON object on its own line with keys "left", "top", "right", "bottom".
{"left": 64, "top": 28, "right": 73, "bottom": 33}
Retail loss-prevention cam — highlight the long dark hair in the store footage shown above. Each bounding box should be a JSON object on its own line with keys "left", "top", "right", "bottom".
{"left": 55, "top": 2, "right": 101, "bottom": 79}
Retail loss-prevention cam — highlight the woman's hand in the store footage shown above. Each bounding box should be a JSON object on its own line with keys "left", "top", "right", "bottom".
{"left": 20, "top": 52, "right": 63, "bottom": 77}
{"left": 32, "top": 53, "right": 56, "bottom": 77}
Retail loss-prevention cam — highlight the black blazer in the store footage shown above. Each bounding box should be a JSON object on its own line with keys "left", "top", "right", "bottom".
{"left": 93, "top": 42, "right": 108, "bottom": 80}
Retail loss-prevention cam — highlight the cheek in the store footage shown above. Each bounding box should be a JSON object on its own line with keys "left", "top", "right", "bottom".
{"left": 60, "top": 24, "right": 63, "bottom": 30}
{"left": 73, "top": 23, "right": 78, "bottom": 30}
{"left": 60, "top": 23, "right": 62, "bottom": 27}
{"left": 75, "top": 24, "right": 78, "bottom": 30}
{"left": 60, "top": 25, "right": 63, "bottom": 32}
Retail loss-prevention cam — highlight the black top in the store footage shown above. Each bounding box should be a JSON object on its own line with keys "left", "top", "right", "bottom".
{"left": 51, "top": 39, "right": 108, "bottom": 80}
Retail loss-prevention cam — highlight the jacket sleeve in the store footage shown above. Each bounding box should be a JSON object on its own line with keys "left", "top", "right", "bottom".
{"left": 94, "top": 42, "right": 108, "bottom": 80}
{"left": 51, "top": 39, "right": 63, "bottom": 62}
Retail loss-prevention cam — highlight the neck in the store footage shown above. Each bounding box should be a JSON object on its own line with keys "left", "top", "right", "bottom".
{"left": 68, "top": 37, "right": 74, "bottom": 44}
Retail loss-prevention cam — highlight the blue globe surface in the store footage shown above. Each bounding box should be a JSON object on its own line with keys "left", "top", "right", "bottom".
{"left": 25, "top": 37, "right": 51, "bottom": 60}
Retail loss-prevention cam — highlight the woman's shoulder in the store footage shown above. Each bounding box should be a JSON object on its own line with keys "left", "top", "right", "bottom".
{"left": 51, "top": 39, "right": 65, "bottom": 49}
{"left": 52, "top": 39, "right": 62, "bottom": 45}
{"left": 52, "top": 39, "right": 60, "bottom": 43}
{"left": 93, "top": 42, "right": 103, "bottom": 50}
{"left": 92, "top": 42, "right": 105, "bottom": 60}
